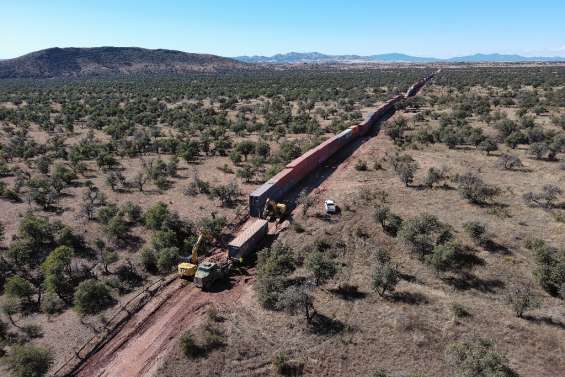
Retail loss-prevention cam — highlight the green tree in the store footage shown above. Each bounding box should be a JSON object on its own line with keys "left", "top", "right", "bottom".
{"left": 156, "top": 247, "right": 180, "bottom": 273}
{"left": 236, "top": 141, "right": 256, "bottom": 161}
{"left": 255, "top": 243, "right": 295, "bottom": 309}
{"left": 446, "top": 337, "right": 514, "bottom": 377}
{"left": 505, "top": 283, "right": 541, "bottom": 318}
{"left": 456, "top": 173, "right": 500, "bottom": 205}
{"left": 304, "top": 250, "right": 338, "bottom": 286}
{"left": 463, "top": 221, "right": 488, "bottom": 246}
{"left": 104, "top": 214, "right": 129, "bottom": 242}
{"left": 42, "top": 246, "right": 75, "bottom": 304}
{"left": 372, "top": 261, "right": 400, "bottom": 297}
{"left": 143, "top": 202, "right": 170, "bottom": 230}
{"left": 398, "top": 213, "right": 452, "bottom": 258}
{"left": 478, "top": 138, "right": 498, "bottom": 155}
{"left": 425, "top": 242, "right": 461, "bottom": 274}
{"left": 5, "top": 275, "right": 36, "bottom": 307}
{"left": 276, "top": 283, "right": 315, "bottom": 323}
{"left": 5, "top": 344, "right": 53, "bottom": 377}
{"left": 73, "top": 279, "right": 114, "bottom": 315}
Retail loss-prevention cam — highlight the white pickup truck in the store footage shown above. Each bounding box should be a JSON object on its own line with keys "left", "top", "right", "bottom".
{"left": 324, "top": 199, "right": 337, "bottom": 214}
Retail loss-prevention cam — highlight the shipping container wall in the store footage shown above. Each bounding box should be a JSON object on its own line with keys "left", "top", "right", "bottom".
{"left": 248, "top": 76, "right": 435, "bottom": 218}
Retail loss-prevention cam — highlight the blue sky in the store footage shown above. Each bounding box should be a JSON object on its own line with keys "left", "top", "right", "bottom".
{"left": 2, "top": 0, "right": 564, "bottom": 59}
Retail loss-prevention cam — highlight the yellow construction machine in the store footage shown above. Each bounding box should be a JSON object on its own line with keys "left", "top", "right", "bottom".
{"left": 262, "top": 198, "right": 287, "bottom": 222}
{"left": 177, "top": 232, "right": 207, "bottom": 278}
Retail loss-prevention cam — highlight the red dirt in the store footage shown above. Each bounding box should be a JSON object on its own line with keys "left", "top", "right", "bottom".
{"left": 75, "top": 277, "right": 247, "bottom": 377}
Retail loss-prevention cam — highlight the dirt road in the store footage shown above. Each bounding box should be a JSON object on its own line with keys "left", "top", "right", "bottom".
{"left": 74, "top": 277, "right": 246, "bottom": 377}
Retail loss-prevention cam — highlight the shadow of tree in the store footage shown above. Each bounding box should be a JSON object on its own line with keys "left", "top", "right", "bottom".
{"left": 308, "top": 312, "right": 346, "bottom": 336}
{"left": 484, "top": 239, "right": 511, "bottom": 255}
{"left": 523, "top": 315, "right": 565, "bottom": 330}
{"left": 442, "top": 272, "right": 505, "bottom": 293}
{"left": 390, "top": 291, "right": 429, "bottom": 305}
{"left": 329, "top": 284, "right": 367, "bottom": 301}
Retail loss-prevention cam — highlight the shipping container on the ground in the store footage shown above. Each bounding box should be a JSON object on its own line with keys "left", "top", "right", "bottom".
{"left": 228, "top": 218, "right": 268, "bottom": 259}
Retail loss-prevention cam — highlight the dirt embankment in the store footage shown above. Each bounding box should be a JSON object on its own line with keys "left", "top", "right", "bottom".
{"left": 74, "top": 275, "right": 248, "bottom": 377}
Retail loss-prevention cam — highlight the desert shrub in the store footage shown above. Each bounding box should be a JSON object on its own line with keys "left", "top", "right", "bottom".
{"left": 236, "top": 165, "right": 255, "bottom": 183}
{"left": 52, "top": 163, "right": 76, "bottom": 185}
{"left": 372, "top": 260, "right": 400, "bottom": 297}
{"left": 391, "top": 154, "right": 418, "bottom": 186}
{"left": 272, "top": 351, "right": 290, "bottom": 375}
{"left": 386, "top": 117, "right": 408, "bottom": 144}
{"left": 528, "top": 142, "right": 549, "bottom": 159}
{"left": 143, "top": 202, "right": 170, "bottom": 230}
{"left": 97, "top": 204, "right": 119, "bottom": 224}
{"left": 156, "top": 247, "right": 180, "bottom": 273}
{"left": 493, "top": 118, "right": 517, "bottom": 139}
{"left": 5, "top": 344, "right": 53, "bottom": 377}
{"left": 523, "top": 184, "right": 562, "bottom": 208}
{"left": 504, "top": 131, "right": 527, "bottom": 149}
{"left": 445, "top": 337, "right": 514, "bottom": 377}
{"left": 374, "top": 206, "right": 402, "bottom": 236}
{"left": 103, "top": 214, "right": 129, "bottom": 242}
{"left": 199, "top": 215, "right": 227, "bottom": 241}
{"left": 297, "top": 190, "right": 314, "bottom": 217}
{"left": 414, "top": 128, "right": 435, "bottom": 144}
{"left": 425, "top": 242, "right": 461, "bottom": 274}
{"left": 235, "top": 140, "right": 256, "bottom": 160}
{"left": 463, "top": 221, "right": 488, "bottom": 246}
{"left": 478, "top": 138, "right": 498, "bottom": 155}
{"left": 372, "top": 370, "right": 389, "bottom": 377}
{"left": 255, "top": 242, "right": 295, "bottom": 309}
{"left": 40, "top": 292, "right": 64, "bottom": 316}
{"left": 4, "top": 275, "right": 36, "bottom": 305}
{"left": 528, "top": 239, "right": 565, "bottom": 296}
{"left": 275, "top": 282, "right": 315, "bottom": 323}
{"left": 505, "top": 283, "right": 541, "bottom": 318}
{"left": 73, "top": 279, "right": 114, "bottom": 315}
{"left": 424, "top": 167, "right": 447, "bottom": 188}
{"left": 495, "top": 154, "right": 523, "bottom": 170}
{"left": 140, "top": 248, "right": 158, "bottom": 273}
{"left": 450, "top": 302, "right": 471, "bottom": 319}
{"left": 255, "top": 141, "right": 271, "bottom": 158}
{"left": 456, "top": 173, "right": 499, "bottom": 205}
{"left": 121, "top": 202, "right": 143, "bottom": 224}
{"left": 304, "top": 249, "right": 338, "bottom": 286}
{"left": 210, "top": 182, "right": 240, "bottom": 207}
{"left": 398, "top": 214, "right": 452, "bottom": 258}
{"left": 355, "top": 159, "right": 368, "bottom": 171}
{"left": 180, "top": 331, "right": 203, "bottom": 359}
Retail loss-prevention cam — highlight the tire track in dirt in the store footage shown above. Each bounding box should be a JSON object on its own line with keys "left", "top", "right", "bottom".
{"left": 75, "top": 278, "right": 245, "bottom": 377}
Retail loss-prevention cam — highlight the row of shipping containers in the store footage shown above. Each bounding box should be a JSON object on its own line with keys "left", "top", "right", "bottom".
{"left": 249, "top": 94, "right": 404, "bottom": 217}
{"left": 405, "top": 73, "right": 435, "bottom": 97}
{"left": 235, "top": 73, "right": 436, "bottom": 258}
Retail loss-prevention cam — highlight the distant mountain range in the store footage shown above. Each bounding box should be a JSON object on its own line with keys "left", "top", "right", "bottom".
{"left": 0, "top": 47, "right": 248, "bottom": 79}
{"left": 1, "top": 47, "right": 564, "bottom": 79}
{"left": 234, "top": 51, "right": 565, "bottom": 63}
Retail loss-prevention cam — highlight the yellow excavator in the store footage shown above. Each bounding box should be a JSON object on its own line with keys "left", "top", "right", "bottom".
{"left": 262, "top": 198, "right": 287, "bottom": 222}
{"left": 178, "top": 232, "right": 207, "bottom": 278}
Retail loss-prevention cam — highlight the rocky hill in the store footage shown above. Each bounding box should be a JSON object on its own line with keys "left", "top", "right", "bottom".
{"left": 0, "top": 47, "right": 249, "bottom": 78}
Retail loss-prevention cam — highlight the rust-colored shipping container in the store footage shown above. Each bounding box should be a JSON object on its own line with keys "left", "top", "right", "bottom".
{"left": 267, "top": 168, "right": 301, "bottom": 187}
{"left": 228, "top": 218, "right": 268, "bottom": 259}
